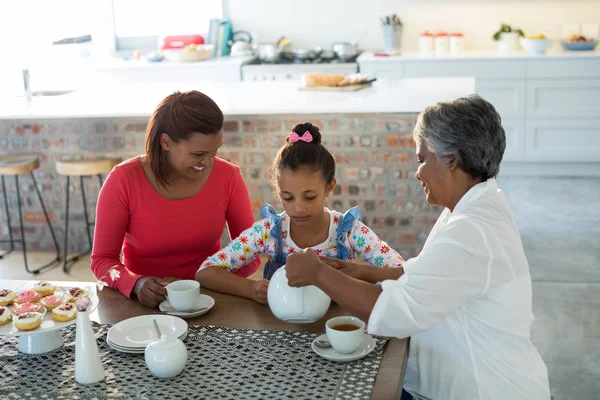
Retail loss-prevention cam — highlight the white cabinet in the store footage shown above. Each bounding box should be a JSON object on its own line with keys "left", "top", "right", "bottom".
{"left": 527, "top": 59, "right": 600, "bottom": 78}
{"left": 525, "top": 119, "right": 600, "bottom": 161}
{"left": 359, "top": 62, "right": 403, "bottom": 79}
{"left": 402, "top": 60, "right": 525, "bottom": 79}
{"left": 476, "top": 79, "right": 526, "bottom": 119}
{"left": 527, "top": 78, "right": 600, "bottom": 119}
{"left": 358, "top": 53, "right": 600, "bottom": 175}
{"left": 502, "top": 120, "right": 526, "bottom": 161}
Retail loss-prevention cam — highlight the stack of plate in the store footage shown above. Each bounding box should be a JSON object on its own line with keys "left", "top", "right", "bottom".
{"left": 106, "top": 315, "right": 188, "bottom": 354}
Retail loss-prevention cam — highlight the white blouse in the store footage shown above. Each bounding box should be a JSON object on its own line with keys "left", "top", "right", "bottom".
{"left": 368, "top": 179, "right": 550, "bottom": 400}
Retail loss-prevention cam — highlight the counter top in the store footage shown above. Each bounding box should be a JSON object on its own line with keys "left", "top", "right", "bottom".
{"left": 358, "top": 49, "right": 600, "bottom": 63}
{"left": 0, "top": 78, "right": 475, "bottom": 119}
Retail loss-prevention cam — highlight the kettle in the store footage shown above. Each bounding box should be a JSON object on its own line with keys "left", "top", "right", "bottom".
{"left": 229, "top": 30, "right": 254, "bottom": 57}
{"left": 267, "top": 266, "right": 331, "bottom": 323}
{"left": 145, "top": 334, "right": 188, "bottom": 378}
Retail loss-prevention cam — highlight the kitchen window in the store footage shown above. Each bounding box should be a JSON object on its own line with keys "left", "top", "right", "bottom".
{"left": 111, "top": 0, "right": 224, "bottom": 52}
{"left": 0, "top": 0, "right": 224, "bottom": 57}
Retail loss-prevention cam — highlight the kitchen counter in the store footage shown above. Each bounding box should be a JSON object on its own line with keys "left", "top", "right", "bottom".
{"left": 0, "top": 78, "right": 475, "bottom": 119}
{"left": 358, "top": 49, "right": 600, "bottom": 63}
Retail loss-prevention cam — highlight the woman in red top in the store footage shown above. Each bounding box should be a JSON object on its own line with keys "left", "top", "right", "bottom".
{"left": 91, "top": 91, "right": 259, "bottom": 308}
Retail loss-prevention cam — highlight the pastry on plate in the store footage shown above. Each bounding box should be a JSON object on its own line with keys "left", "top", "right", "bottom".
{"left": 14, "top": 312, "right": 43, "bottom": 331}
{"left": 52, "top": 302, "right": 77, "bottom": 322}
{"left": 0, "top": 306, "right": 12, "bottom": 326}
{"left": 12, "top": 301, "right": 44, "bottom": 316}
{"left": 0, "top": 289, "right": 16, "bottom": 306}
{"left": 14, "top": 289, "right": 43, "bottom": 304}
{"left": 33, "top": 281, "right": 56, "bottom": 297}
{"left": 67, "top": 287, "right": 89, "bottom": 303}
{"left": 40, "top": 293, "right": 68, "bottom": 310}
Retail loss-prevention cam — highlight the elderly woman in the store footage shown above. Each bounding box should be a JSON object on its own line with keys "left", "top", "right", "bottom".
{"left": 285, "top": 95, "right": 550, "bottom": 400}
{"left": 91, "top": 91, "right": 259, "bottom": 308}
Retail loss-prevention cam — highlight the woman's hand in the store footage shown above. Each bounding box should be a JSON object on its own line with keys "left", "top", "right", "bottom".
{"left": 319, "top": 257, "right": 364, "bottom": 280}
{"left": 252, "top": 279, "right": 270, "bottom": 304}
{"left": 133, "top": 277, "right": 170, "bottom": 309}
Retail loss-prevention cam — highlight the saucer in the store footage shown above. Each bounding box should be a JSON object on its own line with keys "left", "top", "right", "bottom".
{"left": 159, "top": 294, "right": 215, "bottom": 319}
{"left": 107, "top": 315, "right": 188, "bottom": 348}
{"left": 108, "top": 331, "right": 188, "bottom": 354}
{"left": 311, "top": 334, "right": 376, "bottom": 362}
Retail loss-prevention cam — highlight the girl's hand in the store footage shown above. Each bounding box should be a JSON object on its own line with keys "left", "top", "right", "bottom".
{"left": 319, "top": 257, "right": 363, "bottom": 280}
{"left": 252, "top": 279, "right": 270, "bottom": 304}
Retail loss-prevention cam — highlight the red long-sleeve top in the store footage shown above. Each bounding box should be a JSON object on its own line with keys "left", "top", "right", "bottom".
{"left": 90, "top": 156, "right": 259, "bottom": 297}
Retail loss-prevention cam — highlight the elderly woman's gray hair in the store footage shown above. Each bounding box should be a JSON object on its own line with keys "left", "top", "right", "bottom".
{"left": 413, "top": 94, "right": 506, "bottom": 181}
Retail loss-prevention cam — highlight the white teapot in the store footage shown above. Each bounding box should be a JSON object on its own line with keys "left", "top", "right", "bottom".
{"left": 144, "top": 334, "right": 188, "bottom": 378}
{"left": 267, "top": 266, "right": 331, "bottom": 323}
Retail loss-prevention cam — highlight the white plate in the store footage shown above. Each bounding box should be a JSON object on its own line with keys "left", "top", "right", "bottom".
{"left": 107, "top": 315, "right": 187, "bottom": 349}
{"left": 0, "top": 287, "right": 99, "bottom": 337}
{"left": 108, "top": 332, "right": 188, "bottom": 354}
{"left": 311, "top": 334, "right": 376, "bottom": 362}
{"left": 159, "top": 294, "right": 215, "bottom": 319}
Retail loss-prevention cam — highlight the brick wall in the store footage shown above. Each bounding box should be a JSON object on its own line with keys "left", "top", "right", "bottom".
{"left": 0, "top": 113, "right": 441, "bottom": 259}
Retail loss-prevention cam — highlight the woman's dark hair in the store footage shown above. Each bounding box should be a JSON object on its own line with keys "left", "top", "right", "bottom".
{"left": 271, "top": 122, "right": 335, "bottom": 185}
{"left": 145, "top": 90, "right": 224, "bottom": 187}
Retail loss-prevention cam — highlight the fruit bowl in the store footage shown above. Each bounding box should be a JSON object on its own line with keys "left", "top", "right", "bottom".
{"left": 520, "top": 38, "right": 554, "bottom": 55}
{"left": 561, "top": 40, "right": 597, "bottom": 51}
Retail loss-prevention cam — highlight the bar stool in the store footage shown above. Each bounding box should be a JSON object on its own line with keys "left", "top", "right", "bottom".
{"left": 0, "top": 154, "right": 60, "bottom": 274}
{"left": 55, "top": 157, "right": 121, "bottom": 273}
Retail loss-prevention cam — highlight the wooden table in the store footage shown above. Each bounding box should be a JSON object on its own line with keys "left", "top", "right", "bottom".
{"left": 3, "top": 280, "right": 409, "bottom": 399}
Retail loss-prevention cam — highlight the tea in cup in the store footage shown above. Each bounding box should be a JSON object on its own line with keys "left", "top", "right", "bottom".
{"left": 325, "top": 316, "right": 366, "bottom": 354}
{"left": 166, "top": 280, "right": 200, "bottom": 311}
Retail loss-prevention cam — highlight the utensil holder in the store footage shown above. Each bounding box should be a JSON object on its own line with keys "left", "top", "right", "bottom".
{"left": 382, "top": 25, "right": 402, "bottom": 51}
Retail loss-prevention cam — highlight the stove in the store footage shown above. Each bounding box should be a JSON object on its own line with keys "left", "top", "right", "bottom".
{"left": 241, "top": 56, "right": 358, "bottom": 81}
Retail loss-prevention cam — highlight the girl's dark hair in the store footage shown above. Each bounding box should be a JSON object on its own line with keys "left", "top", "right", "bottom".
{"left": 145, "top": 90, "right": 223, "bottom": 187}
{"left": 271, "top": 122, "right": 335, "bottom": 185}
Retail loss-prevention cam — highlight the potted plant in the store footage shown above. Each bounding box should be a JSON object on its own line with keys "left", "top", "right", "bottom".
{"left": 493, "top": 23, "right": 525, "bottom": 53}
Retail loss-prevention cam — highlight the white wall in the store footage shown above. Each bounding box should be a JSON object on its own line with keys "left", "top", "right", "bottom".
{"left": 227, "top": 0, "right": 600, "bottom": 51}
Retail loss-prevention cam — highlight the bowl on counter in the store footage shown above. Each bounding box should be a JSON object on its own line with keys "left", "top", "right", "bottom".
{"left": 560, "top": 40, "right": 598, "bottom": 51}
{"left": 163, "top": 44, "right": 214, "bottom": 62}
{"left": 520, "top": 38, "right": 554, "bottom": 55}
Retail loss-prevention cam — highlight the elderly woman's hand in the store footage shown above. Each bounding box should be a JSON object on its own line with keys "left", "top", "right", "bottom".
{"left": 319, "top": 257, "right": 363, "bottom": 280}
{"left": 286, "top": 249, "right": 326, "bottom": 287}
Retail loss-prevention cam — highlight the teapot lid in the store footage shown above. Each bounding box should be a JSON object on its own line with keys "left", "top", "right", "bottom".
{"left": 147, "top": 334, "right": 181, "bottom": 351}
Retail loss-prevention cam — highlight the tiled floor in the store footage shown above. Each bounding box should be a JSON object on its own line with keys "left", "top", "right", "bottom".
{"left": 1, "top": 176, "right": 599, "bottom": 399}
{"left": 498, "top": 176, "right": 600, "bottom": 400}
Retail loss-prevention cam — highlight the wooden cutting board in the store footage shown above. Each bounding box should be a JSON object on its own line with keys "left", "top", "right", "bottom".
{"left": 297, "top": 82, "right": 373, "bottom": 92}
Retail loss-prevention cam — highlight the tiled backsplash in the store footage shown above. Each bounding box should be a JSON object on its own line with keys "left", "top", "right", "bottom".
{"left": 0, "top": 113, "right": 440, "bottom": 260}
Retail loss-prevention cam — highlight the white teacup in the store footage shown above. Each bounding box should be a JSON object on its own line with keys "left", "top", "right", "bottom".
{"left": 166, "top": 280, "right": 200, "bottom": 312}
{"left": 325, "top": 316, "right": 366, "bottom": 354}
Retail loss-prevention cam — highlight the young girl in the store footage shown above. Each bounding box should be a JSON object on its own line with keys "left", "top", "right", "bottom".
{"left": 196, "top": 122, "right": 405, "bottom": 304}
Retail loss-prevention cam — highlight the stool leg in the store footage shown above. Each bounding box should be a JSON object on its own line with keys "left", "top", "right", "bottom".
{"left": 30, "top": 172, "right": 60, "bottom": 265}
{"left": 14, "top": 175, "right": 30, "bottom": 272}
{"left": 0, "top": 175, "right": 15, "bottom": 258}
{"left": 14, "top": 174, "right": 60, "bottom": 274}
{"left": 97, "top": 173, "right": 103, "bottom": 187}
{"left": 81, "top": 176, "right": 93, "bottom": 251}
{"left": 62, "top": 175, "right": 70, "bottom": 272}
{"left": 63, "top": 175, "right": 94, "bottom": 273}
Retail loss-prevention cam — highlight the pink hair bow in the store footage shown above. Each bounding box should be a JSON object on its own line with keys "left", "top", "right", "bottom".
{"left": 289, "top": 131, "right": 313, "bottom": 143}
